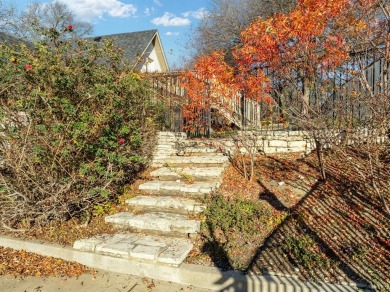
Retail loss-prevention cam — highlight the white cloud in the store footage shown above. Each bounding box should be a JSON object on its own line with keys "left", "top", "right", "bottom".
{"left": 152, "top": 12, "right": 190, "bottom": 27}
{"left": 153, "top": 0, "right": 163, "bottom": 7}
{"left": 57, "top": 0, "right": 137, "bottom": 21}
{"left": 165, "top": 31, "right": 179, "bottom": 36}
{"left": 182, "top": 8, "right": 209, "bottom": 20}
{"left": 144, "top": 7, "right": 156, "bottom": 17}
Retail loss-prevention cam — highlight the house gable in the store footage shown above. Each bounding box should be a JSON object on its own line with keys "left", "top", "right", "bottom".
{"left": 92, "top": 29, "right": 169, "bottom": 73}
{"left": 0, "top": 32, "right": 30, "bottom": 46}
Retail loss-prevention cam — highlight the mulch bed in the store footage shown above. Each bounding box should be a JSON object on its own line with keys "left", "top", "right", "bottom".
{"left": 187, "top": 152, "right": 390, "bottom": 290}
{"left": 0, "top": 246, "right": 93, "bottom": 277}
{"left": 186, "top": 153, "right": 314, "bottom": 270}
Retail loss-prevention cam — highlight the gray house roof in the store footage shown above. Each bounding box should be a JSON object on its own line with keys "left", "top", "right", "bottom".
{"left": 0, "top": 32, "right": 25, "bottom": 45}
{"left": 92, "top": 29, "right": 169, "bottom": 72}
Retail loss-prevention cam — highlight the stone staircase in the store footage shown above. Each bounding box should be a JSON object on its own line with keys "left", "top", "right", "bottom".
{"left": 73, "top": 131, "right": 229, "bottom": 267}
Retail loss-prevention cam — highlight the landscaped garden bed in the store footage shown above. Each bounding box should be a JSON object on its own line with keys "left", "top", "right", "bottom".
{"left": 1, "top": 151, "right": 388, "bottom": 289}
{"left": 0, "top": 246, "right": 93, "bottom": 277}
{"left": 186, "top": 151, "right": 389, "bottom": 290}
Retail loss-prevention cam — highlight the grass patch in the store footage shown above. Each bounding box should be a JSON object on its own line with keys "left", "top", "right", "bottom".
{"left": 196, "top": 193, "right": 285, "bottom": 270}
{"left": 204, "top": 193, "right": 273, "bottom": 236}
{"left": 284, "top": 229, "right": 332, "bottom": 273}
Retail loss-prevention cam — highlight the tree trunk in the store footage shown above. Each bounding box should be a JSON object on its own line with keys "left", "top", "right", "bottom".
{"left": 315, "top": 139, "right": 326, "bottom": 181}
{"left": 302, "top": 77, "right": 311, "bottom": 116}
{"left": 372, "top": 180, "right": 390, "bottom": 216}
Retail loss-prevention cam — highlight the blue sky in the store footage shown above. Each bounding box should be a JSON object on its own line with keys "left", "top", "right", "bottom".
{"left": 14, "top": 0, "right": 211, "bottom": 68}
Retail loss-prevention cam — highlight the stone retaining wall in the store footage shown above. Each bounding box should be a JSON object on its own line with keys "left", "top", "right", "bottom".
{"left": 255, "top": 131, "right": 313, "bottom": 154}
{"left": 153, "top": 131, "right": 314, "bottom": 161}
{"left": 211, "top": 132, "right": 313, "bottom": 155}
{"left": 153, "top": 130, "right": 388, "bottom": 160}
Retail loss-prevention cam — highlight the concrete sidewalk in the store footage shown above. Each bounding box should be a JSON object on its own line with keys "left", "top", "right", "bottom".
{"left": 0, "top": 271, "right": 210, "bottom": 292}
{"left": 0, "top": 235, "right": 366, "bottom": 291}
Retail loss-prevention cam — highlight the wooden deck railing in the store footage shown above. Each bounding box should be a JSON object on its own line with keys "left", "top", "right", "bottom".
{"left": 142, "top": 54, "right": 388, "bottom": 136}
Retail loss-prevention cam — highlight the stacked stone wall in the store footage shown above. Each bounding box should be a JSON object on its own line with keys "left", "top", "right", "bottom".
{"left": 153, "top": 130, "right": 388, "bottom": 161}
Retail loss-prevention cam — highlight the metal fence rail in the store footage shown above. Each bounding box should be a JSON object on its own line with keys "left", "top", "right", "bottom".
{"left": 143, "top": 72, "right": 186, "bottom": 132}
{"left": 144, "top": 52, "right": 388, "bottom": 137}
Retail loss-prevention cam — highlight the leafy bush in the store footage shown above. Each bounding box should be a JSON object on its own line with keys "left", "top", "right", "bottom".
{"left": 204, "top": 193, "right": 272, "bottom": 237}
{"left": 284, "top": 232, "right": 331, "bottom": 271}
{"left": 0, "top": 27, "right": 162, "bottom": 229}
{"left": 201, "top": 193, "right": 275, "bottom": 270}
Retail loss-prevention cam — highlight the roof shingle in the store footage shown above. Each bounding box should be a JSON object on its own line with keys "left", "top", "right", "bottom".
{"left": 92, "top": 29, "right": 158, "bottom": 66}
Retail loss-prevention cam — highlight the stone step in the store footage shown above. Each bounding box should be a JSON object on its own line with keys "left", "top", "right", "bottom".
{"left": 105, "top": 212, "right": 200, "bottom": 234}
{"left": 155, "top": 140, "right": 184, "bottom": 145}
{"left": 153, "top": 151, "right": 177, "bottom": 157}
{"left": 157, "top": 131, "right": 186, "bottom": 138}
{"left": 73, "top": 233, "right": 193, "bottom": 266}
{"left": 138, "top": 180, "right": 219, "bottom": 195}
{"left": 182, "top": 147, "right": 220, "bottom": 154}
{"left": 155, "top": 140, "right": 183, "bottom": 145}
{"left": 126, "top": 195, "right": 206, "bottom": 214}
{"left": 177, "top": 148, "right": 222, "bottom": 157}
{"left": 155, "top": 142, "right": 179, "bottom": 146}
{"left": 150, "top": 167, "right": 225, "bottom": 181}
{"left": 152, "top": 155, "right": 229, "bottom": 167}
{"left": 155, "top": 149, "right": 223, "bottom": 158}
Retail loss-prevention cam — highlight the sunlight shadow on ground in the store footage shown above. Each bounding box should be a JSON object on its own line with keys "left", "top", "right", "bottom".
{"left": 247, "top": 175, "right": 389, "bottom": 290}
{"left": 198, "top": 153, "right": 389, "bottom": 290}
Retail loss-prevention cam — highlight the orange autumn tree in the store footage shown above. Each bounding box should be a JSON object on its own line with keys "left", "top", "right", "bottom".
{"left": 181, "top": 51, "right": 235, "bottom": 135}
{"left": 182, "top": 50, "right": 271, "bottom": 180}
{"left": 236, "top": 0, "right": 354, "bottom": 115}
{"left": 236, "top": 0, "right": 379, "bottom": 180}
{"left": 182, "top": 53, "right": 271, "bottom": 134}
{"left": 182, "top": 0, "right": 378, "bottom": 181}
{"left": 183, "top": 0, "right": 360, "bottom": 133}
{"left": 233, "top": 0, "right": 358, "bottom": 180}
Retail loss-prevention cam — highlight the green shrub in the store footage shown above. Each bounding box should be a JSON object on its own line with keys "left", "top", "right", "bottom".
{"left": 0, "top": 27, "right": 162, "bottom": 229}
{"left": 284, "top": 233, "right": 331, "bottom": 271}
{"left": 204, "top": 194, "right": 272, "bottom": 237}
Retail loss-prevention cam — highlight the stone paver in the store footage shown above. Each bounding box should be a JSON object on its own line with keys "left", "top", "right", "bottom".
{"left": 150, "top": 166, "right": 225, "bottom": 179}
{"left": 96, "top": 241, "right": 135, "bottom": 257}
{"left": 130, "top": 244, "right": 161, "bottom": 260}
{"left": 138, "top": 180, "right": 219, "bottom": 194}
{"left": 105, "top": 212, "right": 200, "bottom": 234}
{"left": 126, "top": 195, "right": 206, "bottom": 214}
{"left": 181, "top": 147, "right": 219, "bottom": 154}
{"left": 157, "top": 239, "right": 194, "bottom": 265}
{"left": 135, "top": 235, "right": 169, "bottom": 247}
{"left": 73, "top": 233, "right": 193, "bottom": 266}
{"left": 73, "top": 236, "right": 105, "bottom": 251}
{"left": 153, "top": 155, "right": 229, "bottom": 167}
{"left": 157, "top": 132, "right": 187, "bottom": 138}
